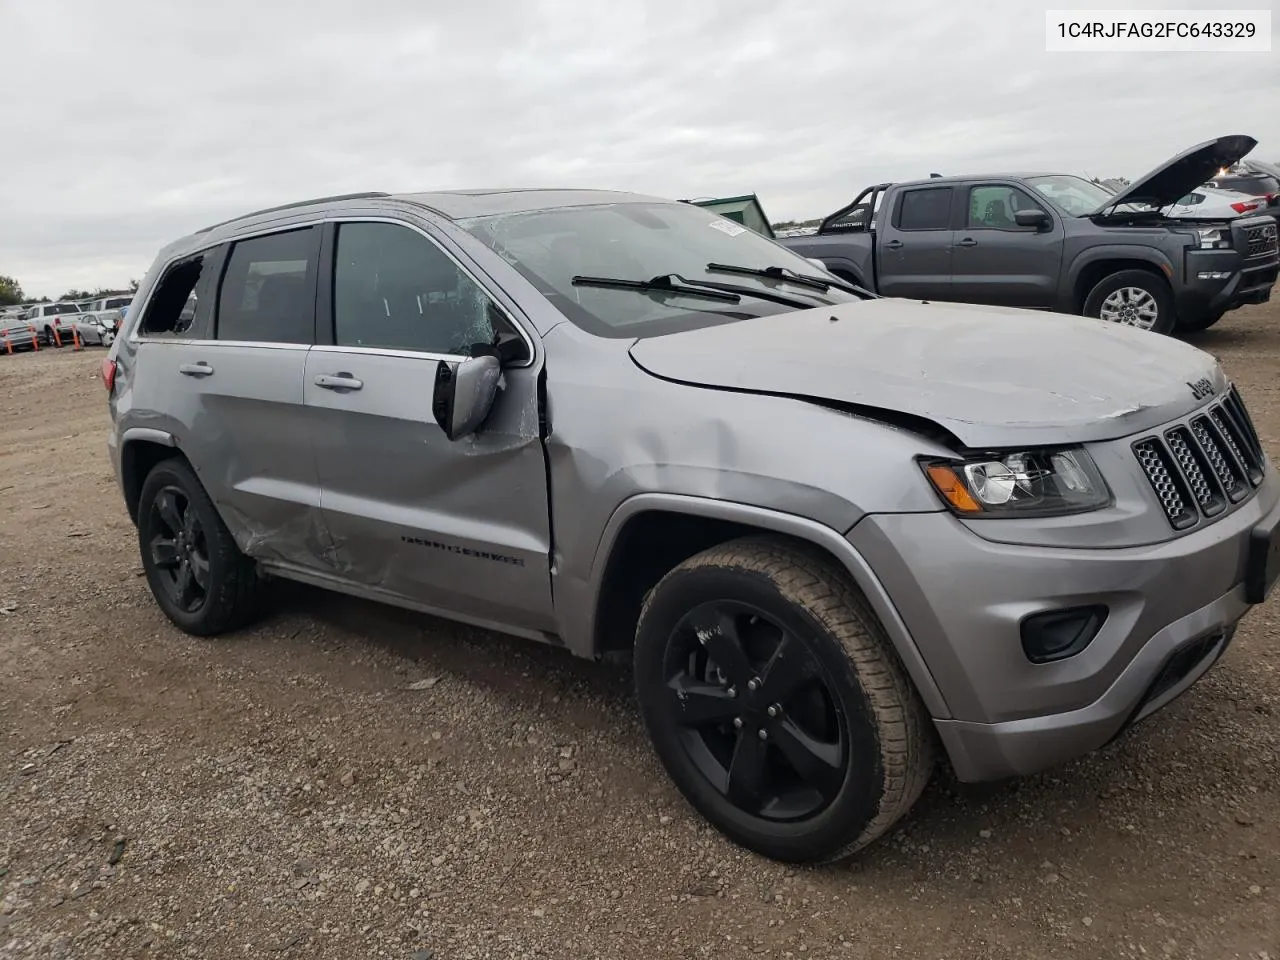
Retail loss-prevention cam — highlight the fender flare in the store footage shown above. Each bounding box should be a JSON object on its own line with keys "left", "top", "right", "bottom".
{"left": 1066, "top": 246, "right": 1176, "bottom": 304}
{"left": 580, "top": 493, "right": 951, "bottom": 718}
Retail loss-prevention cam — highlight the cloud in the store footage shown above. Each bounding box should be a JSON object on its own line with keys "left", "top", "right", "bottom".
{"left": 1, "top": 0, "right": 1275, "bottom": 296}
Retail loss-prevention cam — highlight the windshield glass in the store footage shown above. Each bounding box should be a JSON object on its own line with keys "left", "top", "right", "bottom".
{"left": 459, "top": 201, "right": 857, "bottom": 337}
{"left": 105, "top": 297, "right": 132, "bottom": 309}
{"left": 50, "top": 303, "right": 81, "bottom": 314}
{"left": 1025, "top": 175, "right": 1126, "bottom": 216}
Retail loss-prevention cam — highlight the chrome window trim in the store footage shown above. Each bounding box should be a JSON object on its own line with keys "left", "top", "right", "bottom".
{"left": 308, "top": 343, "right": 467, "bottom": 363}
{"left": 130, "top": 212, "right": 539, "bottom": 368}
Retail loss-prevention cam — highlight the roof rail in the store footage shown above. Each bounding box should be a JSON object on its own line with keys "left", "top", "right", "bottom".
{"left": 195, "top": 191, "right": 392, "bottom": 234}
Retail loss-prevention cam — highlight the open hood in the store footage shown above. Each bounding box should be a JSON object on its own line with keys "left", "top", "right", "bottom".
{"left": 628, "top": 299, "right": 1225, "bottom": 449}
{"left": 1094, "top": 134, "right": 1257, "bottom": 213}
{"left": 1241, "top": 157, "right": 1280, "bottom": 183}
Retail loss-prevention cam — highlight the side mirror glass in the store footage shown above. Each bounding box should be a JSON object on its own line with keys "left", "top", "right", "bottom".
{"left": 432, "top": 354, "right": 502, "bottom": 441}
{"left": 1014, "top": 209, "right": 1051, "bottom": 230}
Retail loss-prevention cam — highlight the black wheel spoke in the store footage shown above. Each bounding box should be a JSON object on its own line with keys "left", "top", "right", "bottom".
{"left": 156, "top": 491, "right": 183, "bottom": 533}
{"left": 773, "top": 717, "right": 845, "bottom": 800}
{"left": 725, "top": 730, "right": 767, "bottom": 807}
{"left": 668, "top": 677, "right": 740, "bottom": 728}
{"left": 688, "top": 607, "right": 753, "bottom": 686}
{"left": 175, "top": 562, "right": 195, "bottom": 606}
{"left": 150, "top": 537, "right": 179, "bottom": 569}
{"left": 759, "top": 632, "right": 821, "bottom": 704}
{"left": 190, "top": 552, "right": 210, "bottom": 591}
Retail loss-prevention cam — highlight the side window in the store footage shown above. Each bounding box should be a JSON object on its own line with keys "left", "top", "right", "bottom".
{"left": 332, "top": 221, "right": 513, "bottom": 357}
{"left": 896, "top": 188, "right": 953, "bottom": 231}
{"left": 967, "top": 185, "right": 1049, "bottom": 230}
{"left": 1178, "top": 193, "right": 1203, "bottom": 206}
{"left": 140, "top": 254, "right": 207, "bottom": 338}
{"left": 216, "top": 227, "right": 317, "bottom": 344}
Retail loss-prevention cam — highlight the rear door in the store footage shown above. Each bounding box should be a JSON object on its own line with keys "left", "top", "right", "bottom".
{"left": 875, "top": 185, "right": 955, "bottom": 299}
{"left": 128, "top": 226, "right": 329, "bottom": 569}
{"left": 950, "top": 182, "right": 1064, "bottom": 308}
{"left": 303, "top": 216, "right": 554, "bottom": 633}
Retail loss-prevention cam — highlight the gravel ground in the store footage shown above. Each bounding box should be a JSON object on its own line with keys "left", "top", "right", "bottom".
{"left": 2, "top": 306, "right": 1278, "bottom": 960}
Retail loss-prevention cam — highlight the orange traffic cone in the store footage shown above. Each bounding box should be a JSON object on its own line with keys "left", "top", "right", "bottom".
{"left": 31, "top": 326, "right": 39, "bottom": 351}
{"left": 72, "top": 328, "right": 82, "bottom": 351}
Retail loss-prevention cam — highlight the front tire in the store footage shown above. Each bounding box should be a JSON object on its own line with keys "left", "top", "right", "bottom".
{"left": 634, "top": 538, "right": 934, "bottom": 863}
{"left": 137, "top": 458, "right": 264, "bottom": 636}
{"left": 1082, "top": 270, "right": 1176, "bottom": 334}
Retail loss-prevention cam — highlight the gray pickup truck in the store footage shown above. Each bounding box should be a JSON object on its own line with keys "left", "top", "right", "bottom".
{"left": 780, "top": 135, "right": 1280, "bottom": 335}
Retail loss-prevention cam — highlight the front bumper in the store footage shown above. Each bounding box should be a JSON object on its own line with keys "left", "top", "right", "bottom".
{"left": 848, "top": 473, "right": 1280, "bottom": 781}
{"left": 1177, "top": 249, "right": 1278, "bottom": 322}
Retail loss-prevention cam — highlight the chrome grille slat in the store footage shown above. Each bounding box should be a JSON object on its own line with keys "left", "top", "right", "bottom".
{"left": 1165, "top": 428, "right": 1225, "bottom": 516}
{"left": 1133, "top": 386, "right": 1267, "bottom": 530}
{"left": 1133, "top": 438, "right": 1196, "bottom": 529}
{"left": 1190, "top": 416, "right": 1248, "bottom": 502}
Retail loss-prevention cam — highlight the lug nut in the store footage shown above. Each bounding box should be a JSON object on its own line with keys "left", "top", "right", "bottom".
{"left": 732, "top": 717, "right": 743, "bottom": 729}
{"left": 747, "top": 678, "right": 760, "bottom": 692}
{"left": 726, "top": 686, "right": 737, "bottom": 699}
{"left": 766, "top": 705, "right": 778, "bottom": 718}
{"left": 757, "top": 729, "right": 768, "bottom": 740}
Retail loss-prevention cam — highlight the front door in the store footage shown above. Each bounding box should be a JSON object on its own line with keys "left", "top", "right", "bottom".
{"left": 950, "top": 183, "right": 1064, "bottom": 309}
{"left": 303, "top": 218, "right": 554, "bottom": 633}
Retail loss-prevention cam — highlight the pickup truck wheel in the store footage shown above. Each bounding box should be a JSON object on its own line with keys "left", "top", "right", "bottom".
{"left": 634, "top": 538, "right": 934, "bottom": 863}
{"left": 1178, "top": 310, "right": 1225, "bottom": 334}
{"left": 43, "top": 326, "right": 59, "bottom": 347}
{"left": 1083, "top": 270, "right": 1175, "bottom": 334}
{"left": 137, "top": 458, "right": 264, "bottom": 636}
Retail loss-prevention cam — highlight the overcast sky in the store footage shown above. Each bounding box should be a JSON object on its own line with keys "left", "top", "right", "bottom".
{"left": 1, "top": 0, "right": 1276, "bottom": 298}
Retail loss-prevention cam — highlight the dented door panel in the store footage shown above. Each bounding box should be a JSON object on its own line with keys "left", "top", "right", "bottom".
{"left": 303, "top": 347, "right": 555, "bottom": 631}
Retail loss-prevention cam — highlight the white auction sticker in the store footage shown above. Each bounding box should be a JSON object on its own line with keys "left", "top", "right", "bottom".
{"left": 1045, "top": 9, "right": 1271, "bottom": 51}
{"left": 709, "top": 219, "right": 747, "bottom": 237}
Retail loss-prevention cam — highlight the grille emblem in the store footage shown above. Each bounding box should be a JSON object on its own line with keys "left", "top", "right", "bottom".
{"left": 1187, "top": 377, "right": 1216, "bottom": 401}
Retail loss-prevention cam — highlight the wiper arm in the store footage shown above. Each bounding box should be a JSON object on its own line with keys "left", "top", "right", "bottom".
{"left": 571, "top": 274, "right": 740, "bottom": 303}
{"left": 706, "top": 262, "right": 875, "bottom": 299}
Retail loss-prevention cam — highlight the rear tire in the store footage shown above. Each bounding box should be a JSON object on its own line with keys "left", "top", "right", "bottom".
{"left": 1178, "top": 310, "right": 1225, "bottom": 334}
{"left": 1082, "top": 270, "right": 1176, "bottom": 335}
{"left": 43, "top": 326, "right": 59, "bottom": 347}
{"left": 137, "top": 458, "right": 265, "bottom": 636}
{"left": 633, "top": 537, "right": 934, "bottom": 863}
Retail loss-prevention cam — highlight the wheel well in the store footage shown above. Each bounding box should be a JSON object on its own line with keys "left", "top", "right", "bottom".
{"left": 1073, "top": 259, "right": 1167, "bottom": 312}
{"left": 592, "top": 510, "right": 849, "bottom": 655}
{"left": 120, "top": 440, "right": 184, "bottom": 523}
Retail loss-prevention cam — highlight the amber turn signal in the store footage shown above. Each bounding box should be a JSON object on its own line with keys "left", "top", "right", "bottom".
{"left": 924, "top": 464, "right": 982, "bottom": 513}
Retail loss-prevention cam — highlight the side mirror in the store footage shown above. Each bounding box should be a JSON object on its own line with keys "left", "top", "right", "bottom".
{"left": 431, "top": 354, "right": 502, "bottom": 441}
{"left": 1014, "top": 209, "right": 1051, "bottom": 230}
{"left": 805, "top": 258, "right": 830, "bottom": 272}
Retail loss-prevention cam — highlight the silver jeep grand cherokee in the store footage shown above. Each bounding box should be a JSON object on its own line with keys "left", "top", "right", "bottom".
{"left": 103, "top": 188, "right": 1280, "bottom": 863}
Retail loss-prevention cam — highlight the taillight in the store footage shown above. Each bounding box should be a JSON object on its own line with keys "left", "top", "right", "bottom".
{"left": 101, "top": 358, "right": 117, "bottom": 392}
{"left": 1230, "top": 200, "right": 1259, "bottom": 214}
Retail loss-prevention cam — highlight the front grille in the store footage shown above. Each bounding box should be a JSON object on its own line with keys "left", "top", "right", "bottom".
{"left": 1243, "top": 222, "right": 1279, "bottom": 259}
{"left": 1133, "top": 386, "right": 1267, "bottom": 530}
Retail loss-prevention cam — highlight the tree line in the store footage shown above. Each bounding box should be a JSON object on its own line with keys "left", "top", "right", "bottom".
{"left": 0, "top": 275, "right": 139, "bottom": 308}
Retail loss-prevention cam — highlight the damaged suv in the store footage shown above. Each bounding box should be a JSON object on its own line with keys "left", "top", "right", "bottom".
{"left": 104, "top": 188, "right": 1280, "bottom": 863}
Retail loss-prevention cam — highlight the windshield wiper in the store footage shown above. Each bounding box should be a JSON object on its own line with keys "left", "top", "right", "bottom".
{"left": 571, "top": 274, "right": 740, "bottom": 303}
{"left": 706, "top": 262, "right": 874, "bottom": 299}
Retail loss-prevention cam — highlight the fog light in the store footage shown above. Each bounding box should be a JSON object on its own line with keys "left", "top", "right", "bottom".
{"left": 1196, "top": 271, "right": 1232, "bottom": 281}
{"left": 1020, "top": 605, "right": 1108, "bottom": 664}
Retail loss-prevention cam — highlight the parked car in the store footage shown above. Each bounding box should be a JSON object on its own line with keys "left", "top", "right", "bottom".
{"left": 103, "top": 187, "right": 1279, "bottom": 864}
{"left": 88, "top": 295, "right": 133, "bottom": 314}
{"left": 1167, "top": 185, "right": 1269, "bottom": 220}
{"left": 0, "top": 316, "right": 40, "bottom": 353}
{"left": 24, "top": 301, "right": 83, "bottom": 346}
{"left": 69, "top": 311, "right": 119, "bottom": 346}
{"left": 1207, "top": 164, "right": 1279, "bottom": 207}
{"left": 779, "top": 134, "right": 1280, "bottom": 334}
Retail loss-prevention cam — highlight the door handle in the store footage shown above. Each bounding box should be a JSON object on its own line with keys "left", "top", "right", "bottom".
{"left": 314, "top": 373, "right": 363, "bottom": 391}
{"left": 178, "top": 362, "right": 214, "bottom": 377}
{"left": 956, "top": 237, "right": 978, "bottom": 247}
{"left": 884, "top": 239, "right": 904, "bottom": 250}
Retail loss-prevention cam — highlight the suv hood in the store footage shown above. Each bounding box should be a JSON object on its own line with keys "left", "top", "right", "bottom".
{"left": 1241, "top": 157, "right": 1280, "bottom": 183}
{"left": 628, "top": 299, "right": 1224, "bottom": 449}
{"left": 1096, "top": 134, "right": 1257, "bottom": 213}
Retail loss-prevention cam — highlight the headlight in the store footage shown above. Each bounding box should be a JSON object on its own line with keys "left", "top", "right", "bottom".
{"left": 921, "top": 449, "right": 1111, "bottom": 518}
{"left": 1196, "top": 227, "right": 1230, "bottom": 250}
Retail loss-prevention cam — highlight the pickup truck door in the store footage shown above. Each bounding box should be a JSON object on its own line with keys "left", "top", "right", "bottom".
{"left": 950, "top": 182, "right": 1064, "bottom": 309}
{"left": 302, "top": 217, "right": 555, "bottom": 635}
{"left": 874, "top": 185, "right": 955, "bottom": 300}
